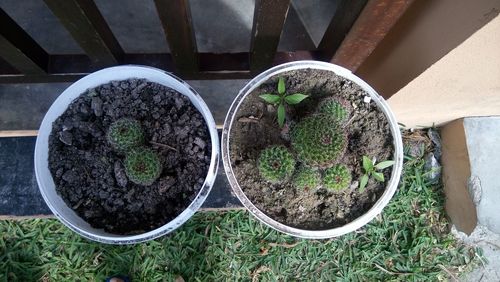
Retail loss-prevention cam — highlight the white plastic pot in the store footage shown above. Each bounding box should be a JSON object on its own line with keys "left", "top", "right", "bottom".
{"left": 222, "top": 61, "right": 404, "bottom": 239}
{"left": 35, "top": 65, "right": 219, "bottom": 244}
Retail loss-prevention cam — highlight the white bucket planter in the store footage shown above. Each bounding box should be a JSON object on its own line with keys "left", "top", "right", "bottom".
{"left": 35, "top": 65, "right": 219, "bottom": 244}
{"left": 222, "top": 61, "right": 403, "bottom": 239}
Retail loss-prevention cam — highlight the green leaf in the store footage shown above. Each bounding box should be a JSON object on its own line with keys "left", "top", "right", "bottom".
{"left": 362, "top": 156, "right": 373, "bottom": 173}
{"left": 375, "top": 160, "right": 395, "bottom": 170}
{"left": 278, "top": 77, "right": 286, "bottom": 95}
{"left": 259, "top": 94, "right": 280, "bottom": 104}
{"left": 284, "top": 93, "right": 309, "bottom": 105}
{"left": 373, "top": 171, "right": 384, "bottom": 182}
{"left": 277, "top": 104, "right": 285, "bottom": 127}
{"left": 359, "top": 174, "right": 369, "bottom": 191}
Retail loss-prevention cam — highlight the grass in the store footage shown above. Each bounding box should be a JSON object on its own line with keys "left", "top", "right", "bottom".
{"left": 0, "top": 134, "right": 481, "bottom": 281}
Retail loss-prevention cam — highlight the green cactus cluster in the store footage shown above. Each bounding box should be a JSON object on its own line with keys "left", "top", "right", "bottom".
{"left": 323, "top": 164, "right": 352, "bottom": 191}
{"left": 290, "top": 114, "right": 347, "bottom": 168}
{"left": 107, "top": 118, "right": 144, "bottom": 151}
{"left": 124, "top": 147, "right": 163, "bottom": 186}
{"left": 292, "top": 167, "right": 321, "bottom": 190}
{"left": 317, "top": 98, "right": 350, "bottom": 122}
{"left": 255, "top": 84, "right": 359, "bottom": 192}
{"left": 258, "top": 146, "right": 296, "bottom": 183}
{"left": 107, "top": 118, "right": 163, "bottom": 186}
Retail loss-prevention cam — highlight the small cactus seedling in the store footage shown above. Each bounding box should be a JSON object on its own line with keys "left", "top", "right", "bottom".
{"left": 258, "top": 145, "right": 296, "bottom": 183}
{"left": 293, "top": 167, "right": 321, "bottom": 190}
{"left": 124, "top": 147, "right": 162, "bottom": 186}
{"left": 259, "top": 77, "right": 309, "bottom": 127}
{"left": 323, "top": 164, "right": 351, "bottom": 191}
{"left": 290, "top": 115, "right": 347, "bottom": 167}
{"left": 107, "top": 118, "right": 144, "bottom": 151}
{"left": 317, "top": 98, "right": 350, "bottom": 123}
{"left": 359, "top": 156, "right": 395, "bottom": 191}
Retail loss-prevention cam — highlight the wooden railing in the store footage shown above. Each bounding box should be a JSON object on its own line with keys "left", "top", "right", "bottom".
{"left": 0, "top": 0, "right": 413, "bottom": 84}
{"left": 0, "top": 0, "right": 415, "bottom": 217}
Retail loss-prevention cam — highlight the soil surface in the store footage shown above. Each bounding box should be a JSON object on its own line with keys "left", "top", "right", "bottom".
{"left": 49, "top": 79, "right": 211, "bottom": 234}
{"left": 229, "top": 69, "right": 393, "bottom": 230}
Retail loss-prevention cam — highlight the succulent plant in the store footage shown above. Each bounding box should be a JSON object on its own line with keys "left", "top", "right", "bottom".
{"left": 323, "top": 164, "right": 351, "bottom": 191}
{"left": 258, "top": 145, "right": 296, "bottom": 183}
{"left": 292, "top": 167, "right": 321, "bottom": 190}
{"left": 359, "top": 156, "right": 395, "bottom": 191}
{"left": 124, "top": 147, "right": 162, "bottom": 186}
{"left": 259, "top": 77, "right": 309, "bottom": 127}
{"left": 107, "top": 118, "right": 144, "bottom": 151}
{"left": 290, "top": 115, "right": 347, "bottom": 167}
{"left": 317, "top": 98, "right": 350, "bottom": 122}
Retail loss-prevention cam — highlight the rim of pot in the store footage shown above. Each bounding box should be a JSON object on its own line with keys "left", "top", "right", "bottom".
{"left": 35, "top": 65, "right": 219, "bottom": 244}
{"left": 222, "top": 60, "right": 403, "bottom": 239}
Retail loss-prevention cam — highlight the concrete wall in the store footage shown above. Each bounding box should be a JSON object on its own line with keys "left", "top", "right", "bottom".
{"left": 354, "top": 0, "right": 500, "bottom": 128}
{"left": 389, "top": 15, "right": 500, "bottom": 127}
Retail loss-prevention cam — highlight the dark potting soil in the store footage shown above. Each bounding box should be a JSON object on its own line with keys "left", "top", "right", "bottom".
{"left": 48, "top": 79, "right": 211, "bottom": 234}
{"left": 229, "top": 69, "right": 393, "bottom": 230}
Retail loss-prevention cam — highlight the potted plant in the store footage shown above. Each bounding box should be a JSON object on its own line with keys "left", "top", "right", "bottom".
{"left": 35, "top": 66, "right": 219, "bottom": 244}
{"left": 222, "top": 61, "right": 403, "bottom": 238}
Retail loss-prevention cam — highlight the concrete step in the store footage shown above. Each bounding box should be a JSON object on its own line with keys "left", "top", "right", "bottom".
{"left": 441, "top": 116, "right": 500, "bottom": 235}
{"left": 0, "top": 133, "right": 242, "bottom": 219}
{"left": 0, "top": 80, "right": 248, "bottom": 131}
{"left": 442, "top": 116, "right": 500, "bottom": 282}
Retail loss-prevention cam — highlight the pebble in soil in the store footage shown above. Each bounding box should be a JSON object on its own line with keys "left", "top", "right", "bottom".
{"left": 49, "top": 79, "right": 211, "bottom": 234}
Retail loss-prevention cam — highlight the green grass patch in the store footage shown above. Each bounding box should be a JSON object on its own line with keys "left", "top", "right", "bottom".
{"left": 0, "top": 152, "right": 481, "bottom": 281}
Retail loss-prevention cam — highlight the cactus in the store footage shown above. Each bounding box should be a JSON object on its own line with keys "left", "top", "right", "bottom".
{"left": 323, "top": 164, "right": 351, "bottom": 191}
{"left": 293, "top": 167, "right": 321, "bottom": 190}
{"left": 107, "top": 118, "right": 144, "bottom": 152}
{"left": 124, "top": 147, "right": 162, "bottom": 186}
{"left": 317, "top": 98, "right": 350, "bottom": 123}
{"left": 290, "top": 115, "right": 347, "bottom": 168}
{"left": 258, "top": 145, "right": 296, "bottom": 183}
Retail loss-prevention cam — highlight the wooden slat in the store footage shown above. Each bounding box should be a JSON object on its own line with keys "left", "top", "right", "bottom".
{"left": 199, "top": 53, "right": 249, "bottom": 72}
{"left": 0, "top": 57, "right": 20, "bottom": 74}
{"left": 318, "top": 0, "right": 368, "bottom": 61}
{"left": 0, "top": 128, "right": 226, "bottom": 139}
{"left": 250, "top": 0, "right": 291, "bottom": 72}
{"left": 47, "top": 54, "right": 173, "bottom": 74}
{"left": 332, "top": 0, "right": 415, "bottom": 71}
{"left": 0, "top": 51, "right": 318, "bottom": 83}
{"left": 43, "top": 0, "right": 124, "bottom": 66}
{"left": 0, "top": 130, "right": 38, "bottom": 138}
{"left": 0, "top": 74, "right": 86, "bottom": 84}
{"left": 0, "top": 72, "right": 254, "bottom": 83}
{"left": 49, "top": 53, "right": 248, "bottom": 74}
{"left": 272, "top": 51, "right": 317, "bottom": 65}
{"left": 154, "top": 0, "right": 198, "bottom": 73}
{"left": 0, "top": 8, "right": 48, "bottom": 74}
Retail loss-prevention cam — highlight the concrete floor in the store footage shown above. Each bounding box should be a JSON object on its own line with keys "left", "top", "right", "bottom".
{"left": 464, "top": 117, "right": 500, "bottom": 234}
{"left": 454, "top": 225, "right": 500, "bottom": 282}
{"left": 456, "top": 117, "right": 500, "bottom": 282}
